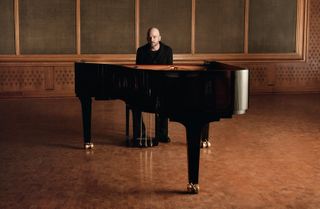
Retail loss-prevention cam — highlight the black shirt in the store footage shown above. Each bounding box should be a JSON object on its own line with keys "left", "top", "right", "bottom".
{"left": 136, "top": 42, "right": 173, "bottom": 65}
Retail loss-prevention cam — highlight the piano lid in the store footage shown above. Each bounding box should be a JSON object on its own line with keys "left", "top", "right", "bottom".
{"left": 81, "top": 62, "right": 207, "bottom": 71}
{"left": 123, "top": 64, "right": 207, "bottom": 71}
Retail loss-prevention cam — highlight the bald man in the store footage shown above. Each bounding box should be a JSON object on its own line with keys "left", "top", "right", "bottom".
{"left": 132, "top": 27, "right": 173, "bottom": 147}
{"left": 136, "top": 27, "right": 173, "bottom": 64}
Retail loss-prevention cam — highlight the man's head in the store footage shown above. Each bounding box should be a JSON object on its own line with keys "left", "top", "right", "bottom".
{"left": 147, "top": 27, "right": 161, "bottom": 51}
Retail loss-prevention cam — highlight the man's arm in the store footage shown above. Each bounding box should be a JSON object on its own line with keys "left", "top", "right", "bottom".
{"left": 168, "top": 48, "right": 173, "bottom": 65}
{"left": 136, "top": 48, "right": 143, "bottom": 65}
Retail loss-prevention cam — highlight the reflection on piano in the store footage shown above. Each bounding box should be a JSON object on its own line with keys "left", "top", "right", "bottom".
{"left": 75, "top": 61, "right": 249, "bottom": 193}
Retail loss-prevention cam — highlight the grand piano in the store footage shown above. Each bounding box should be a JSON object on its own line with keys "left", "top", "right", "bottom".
{"left": 75, "top": 61, "right": 249, "bottom": 193}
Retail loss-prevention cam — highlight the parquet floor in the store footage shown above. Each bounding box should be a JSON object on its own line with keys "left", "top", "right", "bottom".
{"left": 0, "top": 94, "right": 319, "bottom": 209}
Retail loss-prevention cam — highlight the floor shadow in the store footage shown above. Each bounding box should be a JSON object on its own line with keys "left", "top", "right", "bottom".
{"left": 154, "top": 189, "right": 190, "bottom": 195}
{"left": 45, "top": 143, "right": 83, "bottom": 150}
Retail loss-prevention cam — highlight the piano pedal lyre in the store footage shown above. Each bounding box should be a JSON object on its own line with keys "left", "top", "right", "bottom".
{"left": 84, "top": 142, "right": 94, "bottom": 150}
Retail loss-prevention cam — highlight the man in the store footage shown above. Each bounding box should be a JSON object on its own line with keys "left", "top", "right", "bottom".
{"left": 136, "top": 27, "right": 173, "bottom": 65}
{"left": 131, "top": 27, "right": 173, "bottom": 147}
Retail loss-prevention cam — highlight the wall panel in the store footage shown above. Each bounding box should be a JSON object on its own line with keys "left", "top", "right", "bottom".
{"left": 195, "top": 0, "right": 245, "bottom": 53}
{"left": 0, "top": 63, "right": 74, "bottom": 97}
{"left": 19, "top": 0, "right": 76, "bottom": 54}
{"left": 248, "top": 0, "right": 297, "bottom": 53}
{"left": 140, "top": 0, "right": 192, "bottom": 53}
{"left": 0, "top": 0, "right": 15, "bottom": 54}
{"left": 81, "top": 0, "right": 135, "bottom": 54}
{"left": 0, "top": 66, "right": 46, "bottom": 92}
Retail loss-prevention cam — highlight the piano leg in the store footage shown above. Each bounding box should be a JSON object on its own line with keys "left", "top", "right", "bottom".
{"left": 185, "top": 122, "right": 204, "bottom": 194}
{"left": 80, "top": 96, "right": 94, "bottom": 149}
{"left": 200, "top": 123, "right": 211, "bottom": 148}
{"left": 125, "top": 104, "right": 130, "bottom": 146}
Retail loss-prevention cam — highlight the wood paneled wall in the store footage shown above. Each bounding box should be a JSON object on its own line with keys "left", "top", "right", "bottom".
{"left": 0, "top": 0, "right": 319, "bottom": 97}
{"left": 0, "top": 0, "right": 307, "bottom": 60}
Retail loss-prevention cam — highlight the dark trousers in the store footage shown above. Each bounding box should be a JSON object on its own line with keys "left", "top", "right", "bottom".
{"left": 155, "top": 113, "right": 169, "bottom": 140}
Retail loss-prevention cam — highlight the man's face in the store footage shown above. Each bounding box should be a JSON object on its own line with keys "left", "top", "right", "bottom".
{"left": 147, "top": 29, "right": 161, "bottom": 49}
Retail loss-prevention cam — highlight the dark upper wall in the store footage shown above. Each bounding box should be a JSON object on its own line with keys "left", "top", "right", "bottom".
{"left": 0, "top": 0, "right": 301, "bottom": 60}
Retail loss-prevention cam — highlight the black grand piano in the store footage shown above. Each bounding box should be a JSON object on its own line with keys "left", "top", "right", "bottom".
{"left": 75, "top": 61, "right": 249, "bottom": 193}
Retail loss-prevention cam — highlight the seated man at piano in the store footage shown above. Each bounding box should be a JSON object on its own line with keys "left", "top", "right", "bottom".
{"left": 131, "top": 27, "right": 173, "bottom": 147}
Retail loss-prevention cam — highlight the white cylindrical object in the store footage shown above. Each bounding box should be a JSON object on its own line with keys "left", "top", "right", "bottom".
{"left": 234, "top": 69, "right": 249, "bottom": 114}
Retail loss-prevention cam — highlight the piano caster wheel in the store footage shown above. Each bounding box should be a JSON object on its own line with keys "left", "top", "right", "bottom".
{"left": 187, "top": 183, "right": 199, "bottom": 194}
{"left": 207, "top": 141, "right": 211, "bottom": 147}
{"left": 84, "top": 142, "right": 94, "bottom": 150}
{"left": 200, "top": 140, "right": 211, "bottom": 148}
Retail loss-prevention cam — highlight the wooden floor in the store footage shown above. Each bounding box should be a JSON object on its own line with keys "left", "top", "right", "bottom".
{"left": 0, "top": 94, "right": 320, "bottom": 209}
